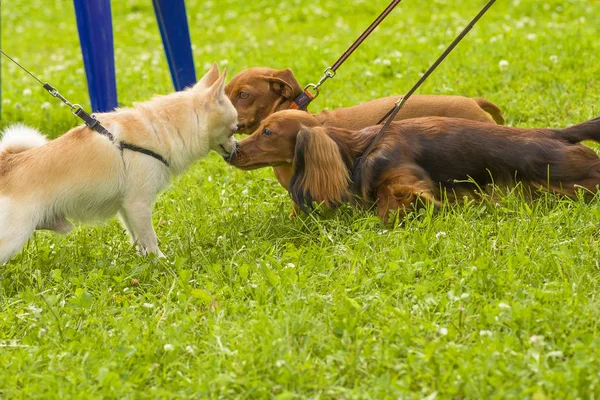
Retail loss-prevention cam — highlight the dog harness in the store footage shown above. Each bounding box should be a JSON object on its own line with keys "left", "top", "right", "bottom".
{"left": 72, "top": 103, "right": 170, "bottom": 167}
{"left": 0, "top": 50, "right": 170, "bottom": 168}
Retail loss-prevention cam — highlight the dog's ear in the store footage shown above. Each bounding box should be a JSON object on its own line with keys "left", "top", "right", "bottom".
{"left": 196, "top": 62, "right": 220, "bottom": 89}
{"left": 207, "top": 70, "right": 227, "bottom": 99}
{"left": 289, "top": 126, "right": 349, "bottom": 213}
{"left": 264, "top": 68, "right": 303, "bottom": 100}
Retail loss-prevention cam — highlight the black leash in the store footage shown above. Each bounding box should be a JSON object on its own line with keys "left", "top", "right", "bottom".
{"left": 0, "top": 49, "right": 170, "bottom": 167}
{"left": 352, "top": 0, "right": 496, "bottom": 190}
{"left": 290, "top": 0, "right": 403, "bottom": 110}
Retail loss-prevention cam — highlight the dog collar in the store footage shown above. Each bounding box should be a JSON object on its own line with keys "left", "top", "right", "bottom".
{"left": 289, "top": 89, "right": 315, "bottom": 110}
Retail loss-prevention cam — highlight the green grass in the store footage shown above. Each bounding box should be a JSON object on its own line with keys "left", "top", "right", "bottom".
{"left": 2, "top": 0, "right": 600, "bottom": 398}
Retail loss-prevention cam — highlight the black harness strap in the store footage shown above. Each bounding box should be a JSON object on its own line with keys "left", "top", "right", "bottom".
{"left": 71, "top": 96, "right": 170, "bottom": 167}
{"left": 120, "top": 142, "right": 170, "bottom": 167}
{"left": 73, "top": 106, "right": 115, "bottom": 141}
{"left": 74, "top": 106, "right": 170, "bottom": 167}
{"left": 75, "top": 106, "right": 169, "bottom": 167}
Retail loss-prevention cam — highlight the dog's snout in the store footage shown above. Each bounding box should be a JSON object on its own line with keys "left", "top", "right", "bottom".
{"left": 222, "top": 140, "right": 240, "bottom": 164}
{"left": 236, "top": 122, "right": 245, "bottom": 130}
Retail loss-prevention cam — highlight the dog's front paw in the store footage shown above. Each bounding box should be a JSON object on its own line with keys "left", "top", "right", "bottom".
{"left": 136, "top": 245, "right": 165, "bottom": 259}
{"left": 288, "top": 203, "right": 301, "bottom": 220}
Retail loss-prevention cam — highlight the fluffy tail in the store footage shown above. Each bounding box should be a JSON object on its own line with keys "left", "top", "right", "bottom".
{"left": 0, "top": 124, "right": 47, "bottom": 154}
{"left": 474, "top": 98, "right": 505, "bottom": 125}
{"left": 554, "top": 116, "right": 600, "bottom": 144}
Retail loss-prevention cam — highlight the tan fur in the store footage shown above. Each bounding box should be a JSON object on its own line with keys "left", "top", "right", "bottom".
{"left": 226, "top": 68, "right": 504, "bottom": 134}
{"left": 0, "top": 63, "right": 239, "bottom": 264}
{"left": 473, "top": 98, "right": 505, "bottom": 125}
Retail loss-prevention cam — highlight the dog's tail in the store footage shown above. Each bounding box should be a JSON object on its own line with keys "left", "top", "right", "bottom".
{"left": 474, "top": 98, "right": 505, "bottom": 125}
{"left": 0, "top": 124, "right": 47, "bottom": 155}
{"left": 554, "top": 116, "right": 600, "bottom": 144}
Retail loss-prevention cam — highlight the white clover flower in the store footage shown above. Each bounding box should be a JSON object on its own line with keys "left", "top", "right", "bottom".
{"left": 41, "top": 102, "right": 52, "bottom": 110}
{"left": 499, "top": 60, "right": 510, "bottom": 71}
{"left": 549, "top": 55, "right": 558, "bottom": 63}
{"left": 526, "top": 33, "right": 537, "bottom": 41}
{"left": 143, "top": 303, "right": 154, "bottom": 309}
{"left": 185, "top": 345, "right": 195, "bottom": 355}
{"left": 529, "top": 335, "right": 544, "bottom": 346}
{"left": 498, "top": 302, "right": 511, "bottom": 309}
{"left": 439, "top": 327, "right": 448, "bottom": 336}
{"left": 164, "top": 343, "right": 174, "bottom": 351}
{"left": 275, "top": 359, "right": 286, "bottom": 367}
{"left": 479, "top": 330, "right": 493, "bottom": 337}
{"left": 436, "top": 231, "right": 447, "bottom": 239}
{"left": 22, "top": 88, "right": 32, "bottom": 96}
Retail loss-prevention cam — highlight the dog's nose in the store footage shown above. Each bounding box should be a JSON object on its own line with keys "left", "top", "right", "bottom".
{"left": 223, "top": 142, "right": 239, "bottom": 163}
{"left": 236, "top": 122, "right": 245, "bottom": 130}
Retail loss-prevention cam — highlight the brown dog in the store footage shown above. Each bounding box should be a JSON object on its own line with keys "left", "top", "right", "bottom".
{"left": 225, "top": 67, "right": 506, "bottom": 193}
{"left": 228, "top": 110, "right": 600, "bottom": 222}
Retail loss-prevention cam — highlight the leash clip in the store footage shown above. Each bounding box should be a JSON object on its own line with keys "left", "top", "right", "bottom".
{"left": 303, "top": 83, "right": 319, "bottom": 99}
{"left": 70, "top": 103, "right": 83, "bottom": 116}
{"left": 302, "top": 67, "right": 337, "bottom": 101}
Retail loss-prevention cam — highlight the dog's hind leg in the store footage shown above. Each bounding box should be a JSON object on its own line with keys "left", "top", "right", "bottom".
{"left": 118, "top": 200, "right": 164, "bottom": 258}
{"left": 375, "top": 167, "right": 440, "bottom": 223}
{"left": 0, "top": 197, "right": 37, "bottom": 264}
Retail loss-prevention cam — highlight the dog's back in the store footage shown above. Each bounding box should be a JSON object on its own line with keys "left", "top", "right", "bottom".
{"left": 362, "top": 117, "right": 600, "bottom": 202}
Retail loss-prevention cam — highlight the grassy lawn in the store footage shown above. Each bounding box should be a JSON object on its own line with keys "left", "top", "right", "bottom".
{"left": 2, "top": 0, "right": 600, "bottom": 398}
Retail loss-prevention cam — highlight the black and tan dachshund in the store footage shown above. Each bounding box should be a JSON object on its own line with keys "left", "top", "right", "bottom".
{"left": 228, "top": 110, "right": 600, "bottom": 221}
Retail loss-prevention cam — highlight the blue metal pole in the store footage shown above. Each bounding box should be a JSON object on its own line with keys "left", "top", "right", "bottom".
{"left": 73, "top": 0, "right": 118, "bottom": 112}
{"left": 152, "top": 0, "right": 196, "bottom": 91}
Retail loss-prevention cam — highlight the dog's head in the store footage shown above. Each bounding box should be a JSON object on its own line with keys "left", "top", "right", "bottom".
{"left": 225, "top": 68, "right": 304, "bottom": 134}
{"left": 227, "top": 110, "right": 350, "bottom": 212}
{"left": 194, "top": 64, "right": 239, "bottom": 160}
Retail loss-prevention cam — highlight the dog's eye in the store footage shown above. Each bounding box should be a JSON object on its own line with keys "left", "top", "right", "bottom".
{"left": 238, "top": 92, "right": 249, "bottom": 99}
{"left": 262, "top": 128, "right": 272, "bottom": 137}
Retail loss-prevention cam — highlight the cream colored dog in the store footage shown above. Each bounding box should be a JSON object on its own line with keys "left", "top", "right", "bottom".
{"left": 0, "top": 63, "right": 238, "bottom": 264}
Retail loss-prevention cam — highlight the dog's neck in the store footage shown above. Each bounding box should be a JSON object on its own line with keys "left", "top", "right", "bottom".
{"left": 131, "top": 92, "right": 211, "bottom": 175}
{"left": 323, "top": 126, "right": 378, "bottom": 170}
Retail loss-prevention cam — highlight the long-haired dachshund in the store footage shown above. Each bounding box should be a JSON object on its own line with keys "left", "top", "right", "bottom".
{"left": 228, "top": 110, "right": 600, "bottom": 222}
{"left": 225, "top": 67, "right": 505, "bottom": 207}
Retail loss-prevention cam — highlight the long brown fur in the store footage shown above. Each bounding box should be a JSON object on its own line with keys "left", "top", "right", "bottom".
{"left": 289, "top": 127, "right": 350, "bottom": 211}
{"left": 228, "top": 111, "right": 600, "bottom": 222}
